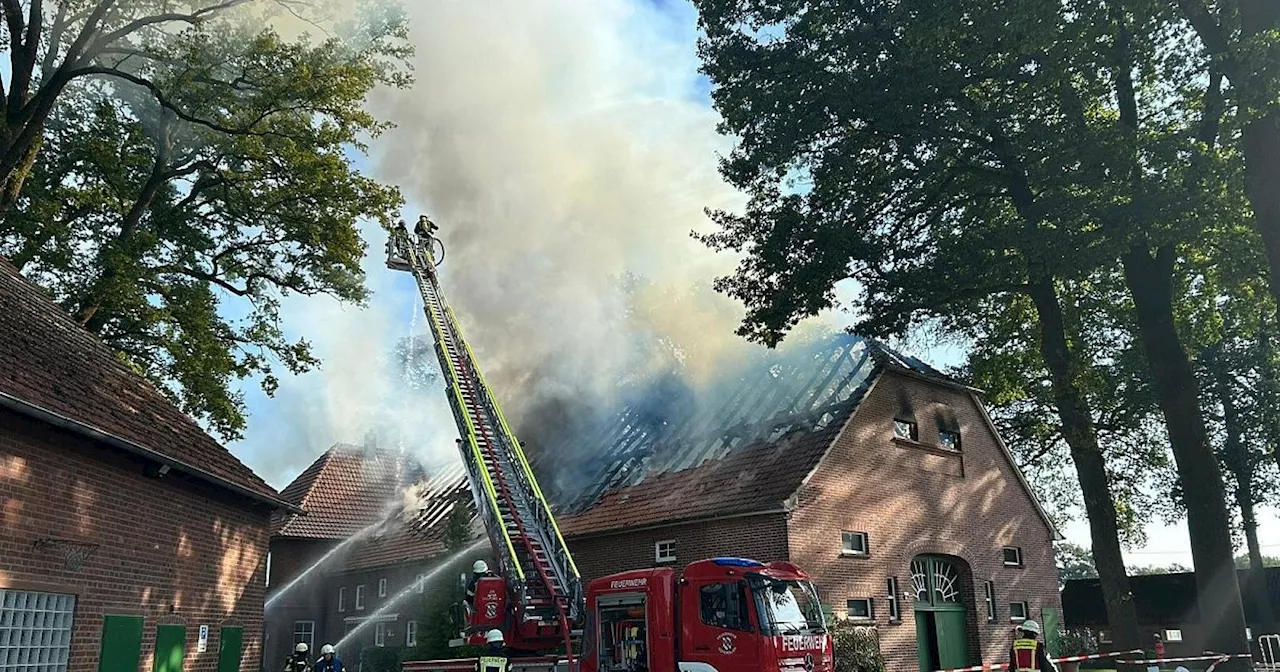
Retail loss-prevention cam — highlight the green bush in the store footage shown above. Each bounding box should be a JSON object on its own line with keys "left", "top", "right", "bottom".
{"left": 361, "top": 647, "right": 404, "bottom": 672}
{"left": 831, "top": 621, "right": 887, "bottom": 672}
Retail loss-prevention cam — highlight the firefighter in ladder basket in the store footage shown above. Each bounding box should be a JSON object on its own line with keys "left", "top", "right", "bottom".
{"left": 480, "top": 629, "right": 511, "bottom": 672}
{"left": 414, "top": 214, "right": 438, "bottom": 240}
{"left": 1009, "top": 620, "right": 1057, "bottom": 672}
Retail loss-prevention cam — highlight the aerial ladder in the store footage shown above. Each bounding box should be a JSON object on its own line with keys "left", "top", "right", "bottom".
{"left": 386, "top": 216, "right": 583, "bottom": 656}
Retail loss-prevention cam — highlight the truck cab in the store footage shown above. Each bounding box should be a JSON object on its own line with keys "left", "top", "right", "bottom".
{"left": 580, "top": 557, "right": 832, "bottom": 672}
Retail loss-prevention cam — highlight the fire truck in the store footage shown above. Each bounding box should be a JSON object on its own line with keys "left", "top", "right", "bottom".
{"left": 386, "top": 218, "right": 832, "bottom": 672}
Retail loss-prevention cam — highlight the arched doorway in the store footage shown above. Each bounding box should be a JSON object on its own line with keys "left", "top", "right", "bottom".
{"left": 911, "top": 555, "right": 971, "bottom": 672}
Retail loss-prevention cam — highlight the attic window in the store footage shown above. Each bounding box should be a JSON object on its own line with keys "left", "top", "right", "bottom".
{"left": 1003, "top": 547, "right": 1024, "bottom": 567}
{"left": 378, "top": 578, "right": 387, "bottom": 597}
{"left": 939, "top": 430, "right": 960, "bottom": 452}
{"left": 893, "top": 419, "right": 918, "bottom": 442}
{"left": 655, "top": 540, "right": 676, "bottom": 564}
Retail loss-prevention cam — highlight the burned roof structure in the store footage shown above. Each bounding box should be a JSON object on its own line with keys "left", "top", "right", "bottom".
{"left": 546, "top": 333, "right": 957, "bottom": 535}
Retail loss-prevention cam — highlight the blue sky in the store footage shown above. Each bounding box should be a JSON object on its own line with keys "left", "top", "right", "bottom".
{"left": 222, "top": 0, "right": 1277, "bottom": 569}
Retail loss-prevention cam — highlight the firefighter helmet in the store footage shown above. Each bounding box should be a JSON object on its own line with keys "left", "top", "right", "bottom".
{"left": 474, "top": 560, "right": 489, "bottom": 574}
{"left": 320, "top": 645, "right": 335, "bottom": 655}
{"left": 486, "top": 629, "right": 504, "bottom": 644}
{"left": 295, "top": 643, "right": 309, "bottom": 653}
{"left": 1019, "top": 620, "right": 1041, "bottom": 636}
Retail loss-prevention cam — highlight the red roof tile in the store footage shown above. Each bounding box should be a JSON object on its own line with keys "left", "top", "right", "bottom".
{"left": 343, "top": 465, "right": 475, "bottom": 571}
{"left": 0, "top": 257, "right": 282, "bottom": 504}
{"left": 273, "top": 444, "right": 424, "bottom": 539}
{"left": 557, "top": 425, "right": 843, "bottom": 536}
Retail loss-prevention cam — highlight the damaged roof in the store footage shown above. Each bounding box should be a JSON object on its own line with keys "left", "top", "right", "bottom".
{"left": 0, "top": 257, "right": 288, "bottom": 509}
{"left": 553, "top": 334, "right": 952, "bottom": 536}
{"left": 343, "top": 463, "right": 476, "bottom": 571}
{"left": 273, "top": 443, "right": 425, "bottom": 539}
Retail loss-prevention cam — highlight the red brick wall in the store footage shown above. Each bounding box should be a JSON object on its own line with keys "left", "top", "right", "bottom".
{"left": 0, "top": 409, "right": 273, "bottom": 672}
{"left": 789, "top": 370, "right": 1061, "bottom": 671}
{"left": 566, "top": 513, "right": 790, "bottom": 582}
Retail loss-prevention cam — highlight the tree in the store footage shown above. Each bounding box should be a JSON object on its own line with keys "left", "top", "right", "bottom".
{"left": 0, "top": 9, "right": 410, "bottom": 439}
{"left": 442, "top": 496, "right": 473, "bottom": 553}
{"left": 1234, "top": 554, "right": 1280, "bottom": 569}
{"left": 1057, "top": 543, "right": 1100, "bottom": 587}
{"left": 1128, "top": 563, "right": 1193, "bottom": 576}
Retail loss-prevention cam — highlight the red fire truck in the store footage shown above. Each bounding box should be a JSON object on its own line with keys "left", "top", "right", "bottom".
{"left": 388, "top": 220, "right": 832, "bottom": 672}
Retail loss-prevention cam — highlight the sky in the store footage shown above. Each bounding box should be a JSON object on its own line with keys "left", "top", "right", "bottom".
{"left": 224, "top": 0, "right": 1277, "bottom": 570}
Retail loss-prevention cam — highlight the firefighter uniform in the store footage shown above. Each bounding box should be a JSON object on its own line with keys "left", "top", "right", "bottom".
{"left": 479, "top": 656, "right": 509, "bottom": 672}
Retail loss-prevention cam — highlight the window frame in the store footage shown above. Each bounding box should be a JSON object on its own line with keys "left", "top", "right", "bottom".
{"left": 355, "top": 584, "right": 366, "bottom": 611}
{"left": 841, "top": 531, "right": 870, "bottom": 557}
{"left": 1164, "top": 629, "right": 1183, "bottom": 643}
{"left": 374, "top": 621, "right": 387, "bottom": 647}
{"left": 338, "top": 587, "right": 347, "bottom": 613}
{"left": 293, "top": 621, "right": 315, "bottom": 653}
{"left": 406, "top": 620, "right": 418, "bottom": 648}
{"left": 886, "top": 578, "right": 900, "bottom": 623}
{"left": 655, "top": 540, "right": 677, "bottom": 564}
{"left": 0, "top": 589, "right": 77, "bottom": 672}
{"left": 266, "top": 551, "right": 273, "bottom": 588}
{"left": 846, "top": 598, "right": 875, "bottom": 622}
{"left": 698, "top": 581, "right": 753, "bottom": 632}
{"left": 893, "top": 419, "right": 919, "bottom": 442}
{"left": 378, "top": 578, "right": 387, "bottom": 598}
{"left": 938, "top": 430, "right": 961, "bottom": 452}
{"left": 983, "top": 581, "right": 996, "bottom": 623}
{"left": 1002, "top": 546, "right": 1024, "bottom": 567}
{"left": 415, "top": 574, "right": 426, "bottom": 594}
{"left": 1009, "top": 601, "right": 1029, "bottom": 622}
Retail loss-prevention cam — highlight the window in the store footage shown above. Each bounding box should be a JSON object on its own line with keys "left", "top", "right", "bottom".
{"left": 846, "top": 598, "right": 874, "bottom": 622}
{"left": 984, "top": 581, "right": 996, "bottom": 623}
{"left": 293, "top": 621, "right": 315, "bottom": 653}
{"left": 0, "top": 589, "right": 76, "bottom": 672}
{"left": 1003, "top": 547, "right": 1024, "bottom": 567}
{"left": 939, "top": 430, "right": 960, "bottom": 451}
{"left": 1164, "top": 629, "right": 1183, "bottom": 643}
{"left": 355, "top": 585, "right": 366, "bottom": 610}
{"left": 841, "top": 531, "right": 869, "bottom": 556}
{"left": 1010, "top": 601, "right": 1028, "bottom": 622}
{"left": 266, "top": 551, "right": 273, "bottom": 588}
{"left": 378, "top": 578, "right": 387, "bottom": 598}
{"left": 700, "top": 583, "right": 751, "bottom": 631}
{"left": 1099, "top": 631, "right": 1113, "bottom": 644}
{"left": 406, "top": 621, "right": 418, "bottom": 648}
{"left": 886, "top": 578, "right": 900, "bottom": 622}
{"left": 374, "top": 622, "right": 386, "bottom": 647}
{"left": 655, "top": 540, "right": 676, "bottom": 564}
{"left": 415, "top": 574, "right": 426, "bottom": 594}
{"left": 338, "top": 587, "right": 347, "bottom": 612}
{"left": 893, "top": 419, "right": 918, "bottom": 441}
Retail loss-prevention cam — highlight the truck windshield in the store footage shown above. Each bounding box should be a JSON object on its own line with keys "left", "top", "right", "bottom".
{"left": 749, "top": 576, "right": 826, "bottom": 636}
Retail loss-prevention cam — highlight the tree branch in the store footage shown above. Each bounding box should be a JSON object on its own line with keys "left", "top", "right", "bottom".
{"left": 92, "top": 0, "right": 251, "bottom": 51}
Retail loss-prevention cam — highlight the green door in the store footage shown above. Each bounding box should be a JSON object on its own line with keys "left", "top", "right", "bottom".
{"left": 912, "top": 556, "right": 972, "bottom": 672}
{"left": 217, "top": 627, "right": 243, "bottom": 672}
{"left": 153, "top": 625, "right": 187, "bottom": 672}
{"left": 1041, "top": 608, "right": 1061, "bottom": 657}
{"left": 98, "top": 615, "right": 145, "bottom": 672}
{"left": 935, "top": 611, "right": 969, "bottom": 669}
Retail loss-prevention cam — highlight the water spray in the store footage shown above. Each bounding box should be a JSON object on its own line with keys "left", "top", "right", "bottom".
{"left": 265, "top": 522, "right": 382, "bottom": 610}
{"left": 334, "top": 537, "right": 488, "bottom": 650}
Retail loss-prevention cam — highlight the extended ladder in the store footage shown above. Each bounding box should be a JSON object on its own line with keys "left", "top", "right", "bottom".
{"left": 386, "top": 220, "right": 582, "bottom": 648}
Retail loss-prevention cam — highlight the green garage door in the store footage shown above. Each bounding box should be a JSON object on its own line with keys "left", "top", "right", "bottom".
{"left": 217, "top": 627, "right": 243, "bottom": 672}
{"left": 98, "top": 615, "right": 145, "bottom": 672}
{"left": 152, "top": 625, "right": 186, "bottom": 672}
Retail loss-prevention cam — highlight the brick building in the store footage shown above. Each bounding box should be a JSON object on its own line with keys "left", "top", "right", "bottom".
{"left": 0, "top": 258, "right": 296, "bottom": 672}
{"left": 264, "top": 445, "right": 478, "bottom": 670}
{"left": 549, "top": 334, "right": 1062, "bottom": 672}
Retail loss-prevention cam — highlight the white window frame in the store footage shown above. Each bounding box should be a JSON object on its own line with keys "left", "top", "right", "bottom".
{"left": 0, "top": 589, "right": 76, "bottom": 672}
{"left": 841, "top": 531, "right": 869, "bottom": 556}
{"left": 293, "top": 621, "right": 315, "bottom": 653}
{"left": 374, "top": 622, "right": 386, "bottom": 647}
{"left": 1164, "top": 629, "right": 1183, "bottom": 643}
{"left": 406, "top": 621, "right": 418, "bottom": 648}
{"left": 266, "top": 551, "right": 273, "bottom": 588}
{"left": 338, "top": 587, "right": 347, "bottom": 612}
{"left": 655, "top": 540, "right": 676, "bottom": 564}
{"left": 1099, "top": 630, "right": 1113, "bottom": 644}
{"left": 1010, "top": 601, "right": 1029, "bottom": 622}
{"left": 378, "top": 578, "right": 387, "bottom": 598}
{"left": 893, "top": 419, "right": 918, "bottom": 441}
{"left": 355, "top": 585, "right": 366, "bottom": 611}
{"left": 415, "top": 574, "right": 426, "bottom": 594}
{"left": 886, "top": 578, "right": 900, "bottom": 622}
{"left": 846, "top": 598, "right": 874, "bottom": 622}
{"left": 1003, "top": 546, "right": 1024, "bottom": 567}
{"left": 984, "top": 581, "right": 996, "bottom": 623}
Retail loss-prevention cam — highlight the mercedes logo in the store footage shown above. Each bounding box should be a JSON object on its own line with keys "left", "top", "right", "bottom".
{"left": 804, "top": 653, "right": 815, "bottom": 671}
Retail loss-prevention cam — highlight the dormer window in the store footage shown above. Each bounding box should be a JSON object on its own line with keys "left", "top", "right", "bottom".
{"left": 893, "top": 419, "right": 918, "bottom": 441}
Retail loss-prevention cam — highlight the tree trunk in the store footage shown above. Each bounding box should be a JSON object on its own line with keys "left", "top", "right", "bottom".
{"left": 1211, "top": 345, "right": 1276, "bottom": 631}
{"left": 1027, "top": 276, "right": 1142, "bottom": 654}
{"left": 1121, "top": 245, "right": 1250, "bottom": 664}
{"left": 1237, "top": 0, "right": 1280, "bottom": 313}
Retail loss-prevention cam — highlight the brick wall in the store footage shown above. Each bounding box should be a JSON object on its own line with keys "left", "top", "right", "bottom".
{"left": 566, "top": 513, "right": 791, "bottom": 583}
{"left": 264, "top": 538, "right": 332, "bottom": 668}
{"left": 789, "top": 370, "right": 1061, "bottom": 671}
{"left": 0, "top": 409, "right": 273, "bottom": 672}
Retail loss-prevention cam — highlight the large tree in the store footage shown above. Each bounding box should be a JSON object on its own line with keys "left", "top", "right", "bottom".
{"left": 0, "top": 9, "right": 410, "bottom": 439}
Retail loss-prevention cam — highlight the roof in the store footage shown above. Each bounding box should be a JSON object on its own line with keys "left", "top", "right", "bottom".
{"left": 551, "top": 334, "right": 951, "bottom": 536}
{"left": 343, "top": 464, "right": 476, "bottom": 571}
{"left": 1062, "top": 568, "right": 1280, "bottom": 625}
{"left": 273, "top": 443, "right": 427, "bottom": 539}
{"left": 0, "top": 257, "right": 287, "bottom": 508}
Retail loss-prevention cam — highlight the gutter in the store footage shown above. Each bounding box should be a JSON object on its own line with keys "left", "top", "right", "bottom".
{"left": 0, "top": 391, "right": 303, "bottom": 515}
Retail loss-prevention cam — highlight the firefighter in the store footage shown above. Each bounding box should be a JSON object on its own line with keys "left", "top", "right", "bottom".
{"left": 414, "top": 215, "right": 438, "bottom": 240}
{"left": 285, "top": 643, "right": 311, "bottom": 672}
{"left": 466, "top": 560, "right": 493, "bottom": 600}
{"left": 479, "top": 629, "right": 510, "bottom": 672}
{"left": 1009, "top": 620, "right": 1056, "bottom": 672}
{"left": 314, "top": 645, "right": 343, "bottom": 672}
